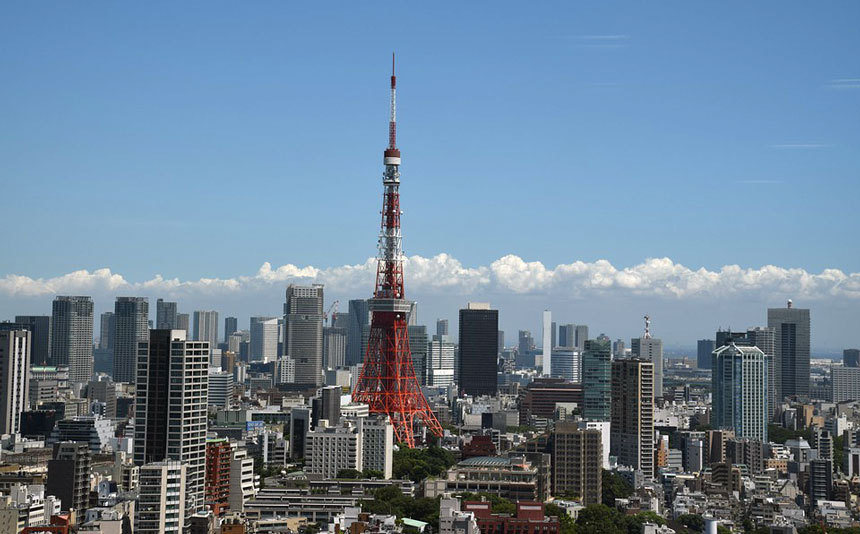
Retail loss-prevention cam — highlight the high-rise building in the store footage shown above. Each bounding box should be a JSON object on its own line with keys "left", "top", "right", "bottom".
{"left": 224, "top": 317, "right": 238, "bottom": 343}
{"left": 315, "top": 386, "right": 341, "bottom": 427}
{"left": 208, "top": 371, "right": 233, "bottom": 409}
{"left": 176, "top": 313, "right": 190, "bottom": 334}
{"left": 552, "top": 423, "right": 603, "bottom": 505}
{"left": 844, "top": 349, "right": 860, "bottom": 368}
{"left": 558, "top": 324, "right": 575, "bottom": 349}
{"left": 712, "top": 343, "right": 768, "bottom": 442}
{"left": 611, "top": 359, "right": 654, "bottom": 478}
{"left": 284, "top": 285, "right": 324, "bottom": 387}
{"left": 408, "top": 325, "right": 429, "bottom": 385}
{"left": 768, "top": 300, "right": 810, "bottom": 399}
{"left": 113, "top": 297, "right": 149, "bottom": 384}
{"left": 436, "top": 319, "right": 449, "bottom": 338}
{"left": 429, "top": 338, "right": 456, "bottom": 387}
{"left": 697, "top": 339, "right": 715, "bottom": 369}
{"left": 716, "top": 327, "right": 776, "bottom": 417}
{"left": 14, "top": 316, "right": 51, "bottom": 365}
{"left": 193, "top": 311, "right": 219, "bottom": 348}
{"left": 47, "top": 441, "right": 90, "bottom": 513}
{"left": 518, "top": 331, "right": 534, "bottom": 359}
{"left": 582, "top": 338, "right": 611, "bottom": 421}
{"left": 155, "top": 299, "right": 177, "bottom": 330}
{"left": 205, "top": 439, "right": 232, "bottom": 516}
{"left": 99, "top": 311, "right": 115, "bottom": 352}
{"left": 51, "top": 296, "right": 94, "bottom": 383}
{"left": 0, "top": 329, "right": 29, "bottom": 434}
{"left": 228, "top": 446, "right": 257, "bottom": 512}
{"left": 809, "top": 458, "right": 833, "bottom": 505}
{"left": 631, "top": 318, "right": 663, "bottom": 399}
{"left": 135, "top": 330, "right": 209, "bottom": 516}
{"left": 346, "top": 299, "right": 371, "bottom": 366}
{"left": 550, "top": 349, "right": 580, "bottom": 382}
{"left": 498, "top": 330, "right": 505, "bottom": 354}
{"left": 250, "top": 317, "right": 279, "bottom": 363}
{"left": 541, "top": 310, "right": 552, "bottom": 375}
{"left": 574, "top": 325, "right": 589, "bottom": 352}
{"left": 459, "top": 303, "right": 499, "bottom": 396}
{"left": 830, "top": 366, "right": 860, "bottom": 402}
{"left": 323, "top": 326, "right": 348, "bottom": 369}
{"left": 612, "top": 339, "right": 625, "bottom": 358}
{"left": 137, "top": 461, "right": 187, "bottom": 534}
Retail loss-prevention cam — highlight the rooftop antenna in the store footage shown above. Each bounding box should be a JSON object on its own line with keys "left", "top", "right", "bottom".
{"left": 643, "top": 315, "right": 652, "bottom": 339}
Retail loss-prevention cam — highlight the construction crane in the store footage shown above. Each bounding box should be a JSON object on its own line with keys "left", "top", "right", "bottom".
{"left": 324, "top": 300, "right": 339, "bottom": 326}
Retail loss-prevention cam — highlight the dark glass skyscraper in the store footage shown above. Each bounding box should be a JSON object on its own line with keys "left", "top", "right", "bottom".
{"left": 768, "top": 301, "right": 810, "bottom": 399}
{"left": 844, "top": 349, "right": 860, "bottom": 368}
{"left": 582, "top": 338, "right": 611, "bottom": 421}
{"left": 113, "top": 297, "right": 149, "bottom": 384}
{"left": 697, "top": 339, "right": 715, "bottom": 369}
{"left": 458, "top": 303, "right": 499, "bottom": 397}
{"left": 14, "top": 315, "right": 51, "bottom": 365}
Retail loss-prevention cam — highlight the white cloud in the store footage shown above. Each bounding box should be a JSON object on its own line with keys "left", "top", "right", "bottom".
{"left": 1, "top": 254, "right": 859, "bottom": 301}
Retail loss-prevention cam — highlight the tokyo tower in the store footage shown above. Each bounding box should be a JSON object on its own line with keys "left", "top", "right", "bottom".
{"left": 351, "top": 55, "right": 444, "bottom": 448}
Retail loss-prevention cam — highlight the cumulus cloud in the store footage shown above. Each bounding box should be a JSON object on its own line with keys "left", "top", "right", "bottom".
{"left": 1, "top": 254, "right": 859, "bottom": 301}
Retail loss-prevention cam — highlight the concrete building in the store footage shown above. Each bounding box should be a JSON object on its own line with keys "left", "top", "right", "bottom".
{"left": 439, "top": 497, "right": 480, "bottom": 534}
{"left": 712, "top": 343, "right": 768, "bottom": 442}
{"left": 13, "top": 316, "right": 50, "bottom": 366}
{"left": 273, "top": 357, "right": 295, "bottom": 385}
{"left": 459, "top": 303, "right": 499, "bottom": 396}
{"left": 768, "top": 301, "right": 811, "bottom": 399}
{"left": 574, "top": 325, "right": 589, "bottom": 352}
{"left": 86, "top": 378, "right": 117, "bottom": 418}
{"left": 284, "top": 285, "right": 324, "bottom": 387}
{"left": 177, "top": 313, "right": 190, "bottom": 334}
{"left": 208, "top": 371, "right": 233, "bottom": 409}
{"left": 541, "top": 310, "right": 552, "bottom": 375}
{"left": 51, "top": 296, "right": 94, "bottom": 383}
{"left": 46, "top": 441, "right": 90, "bottom": 513}
{"left": 0, "top": 330, "right": 29, "bottom": 435}
{"left": 48, "top": 415, "right": 114, "bottom": 452}
{"left": 361, "top": 415, "right": 394, "bottom": 479}
{"left": 697, "top": 339, "right": 715, "bottom": 370}
{"left": 155, "top": 299, "right": 178, "bottom": 330}
{"left": 610, "top": 359, "right": 655, "bottom": 478}
{"left": 305, "top": 419, "right": 363, "bottom": 479}
{"left": 113, "top": 297, "right": 149, "bottom": 384}
{"left": 832, "top": 366, "right": 860, "bottom": 402}
{"left": 582, "top": 338, "right": 611, "bottom": 421}
{"left": 229, "top": 446, "right": 257, "bottom": 513}
{"left": 429, "top": 338, "right": 456, "bottom": 387}
{"left": 552, "top": 423, "right": 603, "bottom": 504}
{"left": 558, "top": 324, "right": 575, "bottom": 349}
{"left": 250, "top": 317, "right": 279, "bottom": 363}
{"left": 323, "top": 326, "right": 347, "bottom": 370}
{"left": 193, "top": 311, "right": 219, "bottom": 348}
{"left": 425, "top": 456, "right": 547, "bottom": 502}
{"left": 436, "top": 319, "right": 449, "bottom": 338}
{"left": 631, "top": 334, "right": 663, "bottom": 399}
{"left": 137, "top": 461, "right": 187, "bottom": 534}
{"left": 135, "top": 330, "right": 208, "bottom": 516}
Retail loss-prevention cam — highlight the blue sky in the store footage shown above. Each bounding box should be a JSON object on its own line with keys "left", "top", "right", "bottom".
{"left": 2, "top": 2, "right": 859, "bottom": 348}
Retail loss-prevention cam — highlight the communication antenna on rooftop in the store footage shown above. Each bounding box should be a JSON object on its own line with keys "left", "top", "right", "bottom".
{"left": 643, "top": 315, "right": 652, "bottom": 339}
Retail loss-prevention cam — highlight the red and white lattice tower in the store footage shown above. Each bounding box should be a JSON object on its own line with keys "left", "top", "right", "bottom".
{"left": 352, "top": 55, "right": 444, "bottom": 447}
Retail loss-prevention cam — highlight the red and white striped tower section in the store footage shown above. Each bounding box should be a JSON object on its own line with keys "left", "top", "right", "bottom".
{"left": 352, "top": 55, "right": 444, "bottom": 447}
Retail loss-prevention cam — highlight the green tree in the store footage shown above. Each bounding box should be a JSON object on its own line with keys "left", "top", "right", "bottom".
{"left": 601, "top": 470, "right": 633, "bottom": 506}
{"left": 677, "top": 514, "right": 705, "bottom": 532}
{"left": 336, "top": 468, "right": 362, "bottom": 479}
{"left": 392, "top": 445, "right": 456, "bottom": 482}
{"left": 545, "top": 503, "right": 575, "bottom": 534}
{"left": 363, "top": 469, "right": 385, "bottom": 479}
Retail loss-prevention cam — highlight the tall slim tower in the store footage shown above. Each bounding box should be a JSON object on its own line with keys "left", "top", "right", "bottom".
{"left": 51, "top": 296, "right": 94, "bottom": 383}
{"left": 113, "top": 296, "right": 149, "bottom": 384}
{"left": 353, "top": 56, "right": 443, "bottom": 447}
